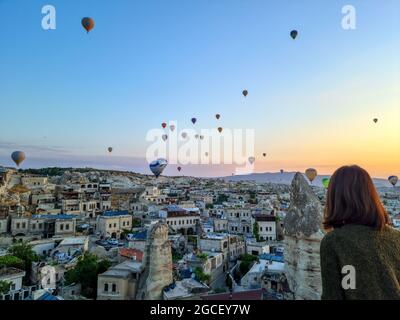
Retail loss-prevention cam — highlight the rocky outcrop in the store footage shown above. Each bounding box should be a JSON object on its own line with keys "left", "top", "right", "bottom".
{"left": 136, "top": 222, "right": 173, "bottom": 300}
{"left": 283, "top": 172, "right": 325, "bottom": 300}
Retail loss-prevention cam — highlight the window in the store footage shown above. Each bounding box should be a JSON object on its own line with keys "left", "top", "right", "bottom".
{"left": 113, "top": 223, "right": 116, "bottom": 228}
{"left": 109, "top": 224, "right": 112, "bottom": 228}
{"left": 39, "top": 223, "right": 43, "bottom": 229}
{"left": 16, "top": 223, "right": 20, "bottom": 229}
{"left": 112, "top": 284, "right": 116, "bottom": 292}
{"left": 22, "top": 223, "right": 26, "bottom": 228}
{"left": 11, "top": 283, "right": 16, "bottom": 291}
{"left": 126, "top": 221, "right": 129, "bottom": 226}
{"left": 122, "top": 221, "right": 125, "bottom": 226}
{"left": 104, "top": 283, "right": 108, "bottom": 292}
{"left": 60, "top": 224, "right": 64, "bottom": 231}
{"left": 32, "top": 224, "right": 36, "bottom": 230}
{"left": 66, "top": 224, "right": 69, "bottom": 230}
{"left": 260, "top": 227, "right": 263, "bottom": 231}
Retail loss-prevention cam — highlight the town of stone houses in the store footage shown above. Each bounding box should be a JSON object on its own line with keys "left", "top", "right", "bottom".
{"left": 0, "top": 166, "right": 399, "bottom": 300}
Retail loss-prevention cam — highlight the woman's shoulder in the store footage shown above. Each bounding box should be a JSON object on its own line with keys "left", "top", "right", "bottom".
{"left": 321, "top": 224, "right": 400, "bottom": 246}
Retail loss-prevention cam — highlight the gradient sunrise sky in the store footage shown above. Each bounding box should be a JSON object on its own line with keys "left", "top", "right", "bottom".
{"left": 0, "top": 0, "right": 399, "bottom": 178}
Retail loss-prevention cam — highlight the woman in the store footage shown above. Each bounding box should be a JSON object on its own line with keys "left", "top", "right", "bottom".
{"left": 320, "top": 165, "right": 400, "bottom": 300}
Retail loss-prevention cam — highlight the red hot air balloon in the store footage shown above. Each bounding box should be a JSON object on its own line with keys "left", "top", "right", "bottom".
{"left": 81, "top": 17, "right": 95, "bottom": 33}
{"left": 162, "top": 122, "right": 167, "bottom": 129}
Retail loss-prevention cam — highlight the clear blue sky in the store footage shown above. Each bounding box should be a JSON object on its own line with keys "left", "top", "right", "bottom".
{"left": 0, "top": 0, "right": 399, "bottom": 177}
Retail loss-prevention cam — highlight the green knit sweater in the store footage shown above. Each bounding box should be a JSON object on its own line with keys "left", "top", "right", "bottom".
{"left": 320, "top": 224, "right": 400, "bottom": 300}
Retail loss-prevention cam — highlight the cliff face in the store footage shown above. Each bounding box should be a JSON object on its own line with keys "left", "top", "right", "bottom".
{"left": 136, "top": 222, "right": 173, "bottom": 300}
{"left": 283, "top": 172, "right": 325, "bottom": 300}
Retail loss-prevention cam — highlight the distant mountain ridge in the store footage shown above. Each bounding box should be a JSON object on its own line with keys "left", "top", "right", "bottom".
{"left": 222, "top": 171, "right": 394, "bottom": 189}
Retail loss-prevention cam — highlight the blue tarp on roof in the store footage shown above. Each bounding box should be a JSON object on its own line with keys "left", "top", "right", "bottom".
{"left": 37, "top": 292, "right": 61, "bottom": 300}
{"left": 103, "top": 210, "right": 129, "bottom": 217}
{"left": 31, "top": 214, "right": 75, "bottom": 219}
{"left": 259, "top": 253, "right": 284, "bottom": 263}
{"left": 130, "top": 230, "right": 147, "bottom": 240}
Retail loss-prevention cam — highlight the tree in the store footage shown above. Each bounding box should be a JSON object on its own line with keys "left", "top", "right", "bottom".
{"left": 0, "top": 255, "right": 24, "bottom": 269}
{"left": 225, "top": 273, "right": 233, "bottom": 290}
{"left": 193, "top": 267, "right": 211, "bottom": 284}
{"left": 7, "top": 242, "right": 38, "bottom": 284}
{"left": 253, "top": 221, "right": 260, "bottom": 242}
{"left": 64, "top": 253, "right": 111, "bottom": 299}
{"left": 0, "top": 280, "right": 11, "bottom": 294}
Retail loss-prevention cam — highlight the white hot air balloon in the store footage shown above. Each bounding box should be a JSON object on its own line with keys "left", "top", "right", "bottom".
{"left": 149, "top": 158, "right": 168, "bottom": 178}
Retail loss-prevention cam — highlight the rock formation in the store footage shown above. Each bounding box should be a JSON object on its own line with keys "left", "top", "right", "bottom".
{"left": 136, "top": 222, "right": 173, "bottom": 300}
{"left": 283, "top": 172, "right": 325, "bottom": 300}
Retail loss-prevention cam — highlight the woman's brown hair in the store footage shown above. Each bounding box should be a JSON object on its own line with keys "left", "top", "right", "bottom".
{"left": 324, "top": 165, "right": 390, "bottom": 230}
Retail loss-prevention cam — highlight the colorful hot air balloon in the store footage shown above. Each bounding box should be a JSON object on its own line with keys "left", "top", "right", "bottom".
{"left": 11, "top": 151, "right": 25, "bottom": 167}
{"left": 263, "top": 153, "right": 266, "bottom": 157}
{"left": 181, "top": 132, "right": 188, "bottom": 139}
{"left": 177, "top": 166, "right": 182, "bottom": 172}
{"left": 170, "top": 124, "right": 175, "bottom": 132}
{"left": 81, "top": 17, "right": 95, "bottom": 33}
{"left": 248, "top": 156, "right": 255, "bottom": 165}
{"left": 162, "top": 122, "right": 167, "bottom": 129}
{"left": 191, "top": 118, "right": 197, "bottom": 124}
{"left": 149, "top": 158, "right": 168, "bottom": 178}
{"left": 217, "top": 127, "right": 223, "bottom": 133}
{"left": 290, "top": 30, "right": 298, "bottom": 39}
{"left": 373, "top": 118, "right": 378, "bottom": 123}
{"left": 215, "top": 114, "right": 221, "bottom": 120}
{"left": 242, "top": 90, "right": 248, "bottom": 97}
{"left": 162, "top": 134, "right": 168, "bottom": 141}
{"left": 388, "top": 175, "right": 398, "bottom": 187}
{"left": 305, "top": 168, "right": 318, "bottom": 183}
{"left": 322, "top": 177, "right": 330, "bottom": 189}
{"left": 107, "top": 147, "right": 113, "bottom": 153}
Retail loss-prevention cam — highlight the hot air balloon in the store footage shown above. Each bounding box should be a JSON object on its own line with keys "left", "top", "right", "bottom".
{"left": 177, "top": 166, "right": 182, "bottom": 172}
{"left": 217, "top": 127, "right": 223, "bottom": 133}
{"left": 373, "top": 118, "right": 378, "bottom": 123}
{"left": 181, "top": 132, "right": 188, "bottom": 139}
{"left": 162, "top": 122, "right": 167, "bottom": 129}
{"left": 322, "top": 178, "right": 330, "bottom": 189}
{"left": 205, "top": 152, "right": 209, "bottom": 157}
{"left": 280, "top": 169, "right": 284, "bottom": 174}
{"left": 81, "top": 17, "right": 95, "bottom": 33}
{"left": 170, "top": 124, "right": 175, "bottom": 132}
{"left": 194, "top": 134, "right": 199, "bottom": 139}
{"left": 200, "top": 135, "right": 204, "bottom": 140}
{"left": 215, "top": 114, "right": 221, "bottom": 120}
{"left": 149, "top": 158, "right": 168, "bottom": 178}
{"left": 107, "top": 147, "right": 113, "bottom": 153}
{"left": 248, "top": 156, "right": 255, "bottom": 165}
{"left": 263, "top": 153, "right": 266, "bottom": 157}
{"left": 191, "top": 118, "right": 197, "bottom": 124}
{"left": 162, "top": 134, "right": 168, "bottom": 141}
{"left": 305, "top": 168, "right": 318, "bottom": 183}
{"left": 290, "top": 30, "right": 298, "bottom": 39}
{"left": 11, "top": 151, "right": 25, "bottom": 167}
{"left": 388, "top": 175, "right": 398, "bottom": 187}
{"left": 242, "top": 90, "right": 248, "bottom": 97}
